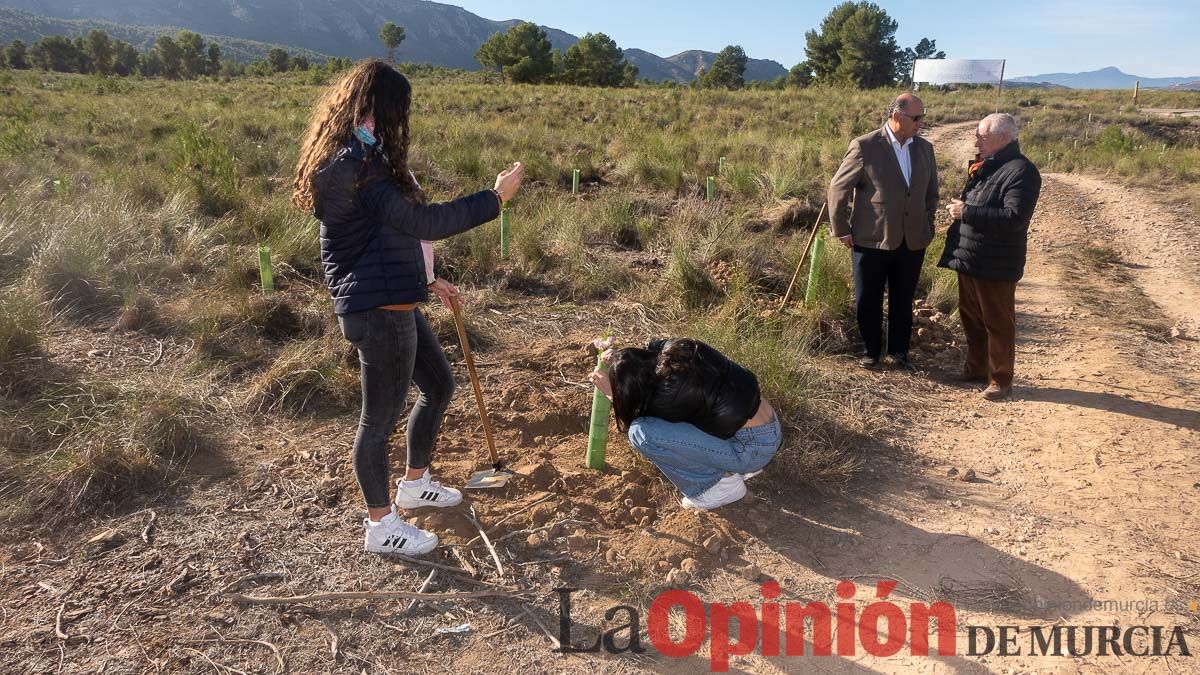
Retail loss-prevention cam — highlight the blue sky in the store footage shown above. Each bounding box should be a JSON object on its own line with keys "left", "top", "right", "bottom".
{"left": 446, "top": 0, "right": 1200, "bottom": 78}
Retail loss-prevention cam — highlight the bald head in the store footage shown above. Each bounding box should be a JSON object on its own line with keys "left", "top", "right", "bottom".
{"left": 886, "top": 93, "right": 925, "bottom": 141}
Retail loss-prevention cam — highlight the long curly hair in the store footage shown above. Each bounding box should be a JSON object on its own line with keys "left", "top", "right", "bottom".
{"left": 292, "top": 59, "right": 426, "bottom": 212}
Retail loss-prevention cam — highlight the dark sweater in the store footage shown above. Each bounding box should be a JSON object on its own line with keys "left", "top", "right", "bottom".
{"left": 312, "top": 138, "right": 500, "bottom": 315}
{"left": 937, "top": 141, "right": 1042, "bottom": 282}
{"left": 641, "top": 339, "right": 761, "bottom": 439}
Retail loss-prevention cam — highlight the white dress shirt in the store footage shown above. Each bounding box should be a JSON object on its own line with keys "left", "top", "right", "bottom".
{"left": 884, "top": 123, "right": 913, "bottom": 187}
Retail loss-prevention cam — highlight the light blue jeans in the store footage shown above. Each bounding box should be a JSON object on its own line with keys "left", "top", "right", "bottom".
{"left": 627, "top": 414, "right": 783, "bottom": 498}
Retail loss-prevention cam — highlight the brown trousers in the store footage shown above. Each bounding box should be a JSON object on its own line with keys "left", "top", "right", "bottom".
{"left": 957, "top": 273, "right": 1017, "bottom": 387}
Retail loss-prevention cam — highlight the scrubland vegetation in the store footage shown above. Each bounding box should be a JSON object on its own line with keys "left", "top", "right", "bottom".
{"left": 1, "top": 67, "right": 1198, "bottom": 523}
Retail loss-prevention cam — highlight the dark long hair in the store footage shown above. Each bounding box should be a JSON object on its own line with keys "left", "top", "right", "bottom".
{"left": 292, "top": 59, "right": 426, "bottom": 211}
{"left": 609, "top": 339, "right": 707, "bottom": 432}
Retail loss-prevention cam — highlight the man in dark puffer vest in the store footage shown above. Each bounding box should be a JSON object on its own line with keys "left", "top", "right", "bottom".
{"left": 938, "top": 113, "right": 1042, "bottom": 401}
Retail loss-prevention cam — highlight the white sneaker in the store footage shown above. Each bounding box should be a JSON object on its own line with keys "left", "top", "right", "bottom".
{"left": 394, "top": 469, "right": 463, "bottom": 509}
{"left": 363, "top": 509, "right": 438, "bottom": 555}
{"left": 681, "top": 474, "right": 747, "bottom": 510}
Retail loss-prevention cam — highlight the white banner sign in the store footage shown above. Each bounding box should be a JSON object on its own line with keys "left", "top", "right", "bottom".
{"left": 913, "top": 59, "right": 1006, "bottom": 85}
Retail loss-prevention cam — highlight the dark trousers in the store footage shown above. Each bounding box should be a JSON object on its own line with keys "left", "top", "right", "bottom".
{"left": 852, "top": 243, "right": 926, "bottom": 358}
{"left": 337, "top": 308, "right": 455, "bottom": 508}
{"left": 957, "top": 273, "right": 1017, "bottom": 387}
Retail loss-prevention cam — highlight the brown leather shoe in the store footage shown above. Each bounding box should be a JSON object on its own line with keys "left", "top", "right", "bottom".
{"left": 982, "top": 384, "right": 1012, "bottom": 401}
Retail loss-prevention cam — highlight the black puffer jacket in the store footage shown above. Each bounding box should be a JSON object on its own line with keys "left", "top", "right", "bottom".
{"left": 937, "top": 141, "right": 1041, "bottom": 282}
{"left": 640, "top": 339, "right": 761, "bottom": 439}
{"left": 313, "top": 137, "right": 500, "bottom": 315}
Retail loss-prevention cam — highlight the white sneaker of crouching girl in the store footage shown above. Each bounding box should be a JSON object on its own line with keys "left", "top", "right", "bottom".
{"left": 680, "top": 474, "right": 747, "bottom": 510}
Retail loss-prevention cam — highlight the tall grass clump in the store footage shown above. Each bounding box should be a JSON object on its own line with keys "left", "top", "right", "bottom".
{"left": 0, "top": 382, "right": 208, "bottom": 525}
{"left": 244, "top": 335, "right": 359, "bottom": 414}
{"left": 685, "top": 311, "right": 861, "bottom": 489}
{"left": 0, "top": 287, "right": 43, "bottom": 362}
{"left": 174, "top": 123, "right": 240, "bottom": 216}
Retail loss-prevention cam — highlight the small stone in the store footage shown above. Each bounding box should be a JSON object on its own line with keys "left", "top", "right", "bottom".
{"left": 951, "top": 500, "right": 964, "bottom": 508}
{"left": 526, "top": 533, "right": 543, "bottom": 547}
{"left": 959, "top": 468, "right": 976, "bottom": 482}
{"left": 946, "top": 467, "right": 959, "bottom": 477}
{"left": 630, "top": 507, "right": 655, "bottom": 521}
{"left": 681, "top": 558, "right": 700, "bottom": 575}
{"left": 656, "top": 560, "right": 671, "bottom": 572}
{"left": 738, "top": 565, "right": 761, "bottom": 581}
{"left": 703, "top": 535, "right": 724, "bottom": 555}
{"left": 623, "top": 499, "right": 634, "bottom": 508}
{"left": 665, "top": 569, "right": 691, "bottom": 587}
{"left": 88, "top": 528, "right": 119, "bottom": 544}
{"left": 566, "top": 535, "right": 589, "bottom": 551}
{"left": 605, "top": 549, "right": 620, "bottom": 565}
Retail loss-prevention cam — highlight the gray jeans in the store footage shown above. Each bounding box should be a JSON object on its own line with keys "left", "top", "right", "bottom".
{"left": 338, "top": 308, "right": 455, "bottom": 508}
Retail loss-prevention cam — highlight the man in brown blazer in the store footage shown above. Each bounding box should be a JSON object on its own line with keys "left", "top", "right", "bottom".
{"left": 828, "top": 93, "right": 939, "bottom": 370}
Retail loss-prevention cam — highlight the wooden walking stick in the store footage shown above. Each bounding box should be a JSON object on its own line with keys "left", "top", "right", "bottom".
{"left": 778, "top": 202, "right": 827, "bottom": 311}
{"left": 449, "top": 294, "right": 512, "bottom": 489}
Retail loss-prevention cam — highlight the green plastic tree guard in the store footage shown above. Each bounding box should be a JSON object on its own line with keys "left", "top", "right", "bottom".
{"left": 706, "top": 176, "right": 714, "bottom": 202}
{"left": 804, "top": 231, "right": 825, "bottom": 306}
{"left": 258, "top": 245, "right": 274, "bottom": 294}
{"left": 572, "top": 169, "right": 580, "bottom": 194}
{"left": 500, "top": 208, "right": 510, "bottom": 258}
{"left": 585, "top": 355, "right": 611, "bottom": 470}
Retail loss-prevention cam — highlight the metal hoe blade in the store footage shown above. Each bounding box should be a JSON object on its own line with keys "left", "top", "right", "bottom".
{"left": 465, "top": 469, "right": 512, "bottom": 490}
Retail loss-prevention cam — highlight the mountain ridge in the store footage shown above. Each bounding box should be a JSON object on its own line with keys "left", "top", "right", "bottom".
{"left": 0, "top": 6, "right": 331, "bottom": 63}
{"left": 0, "top": 1, "right": 787, "bottom": 82}
{"left": 1010, "top": 66, "right": 1200, "bottom": 90}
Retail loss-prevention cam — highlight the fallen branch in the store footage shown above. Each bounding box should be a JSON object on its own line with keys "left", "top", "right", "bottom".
{"left": 463, "top": 506, "right": 505, "bottom": 578}
{"left": 493, "top": 518, "right": 589, "bottom": 545}
{"left": 211, "top": 572, "right": 286, "bottom": 602}
{"left": 465, "top": 495, "right": 555, "bottom": 546}
{"left": 449, "top": 548, "right": 479, "bottom": 577}
{"left": 225, "top": 588, "right": 524, "bottom": 606}
{"left": 402, "top": 569, "right": 438, "bottom": 616}
{"left": 146, "top": 340, "right": 165, "bottom": 368}
{"left": 140, "top": 510, "right": 157, "bottom": 545}
{"left": 54, "top": 603, "right": 69, "bottom": 640}
{"left": 518, "top": 603, "right": 561, "bottom": 650}
{"left": 187, "top": 638, "right": 285, "bottom": 673}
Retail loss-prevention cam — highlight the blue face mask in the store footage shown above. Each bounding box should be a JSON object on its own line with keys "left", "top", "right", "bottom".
{"left": 354, "top": 125, "right": 377, "bottom": 146}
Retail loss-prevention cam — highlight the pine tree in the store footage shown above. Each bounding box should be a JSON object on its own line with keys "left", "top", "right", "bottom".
{"left": 379, "top": 22, "right": 405, "bottom": 63}
{"left": 698, "top": 45, "right": 748, "bottom": 89}
{"left": 5, "top": 40, "right": 28, "bottom": 70}
{"left": 558, "top": 33, "right": 635, "bottom": 87}
{"left": 475, "top": 22, "right": 554, "bottom": 84}
{"left": 84, "top": 30, "right": 114, "bottom": 75}
{"left": 804, "top": 1, "right": 902, "bottom": 88}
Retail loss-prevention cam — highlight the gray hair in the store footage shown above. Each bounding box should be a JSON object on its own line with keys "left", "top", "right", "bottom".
{"left": 981, "top": 113, "right": 1020, "bottom": 141}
